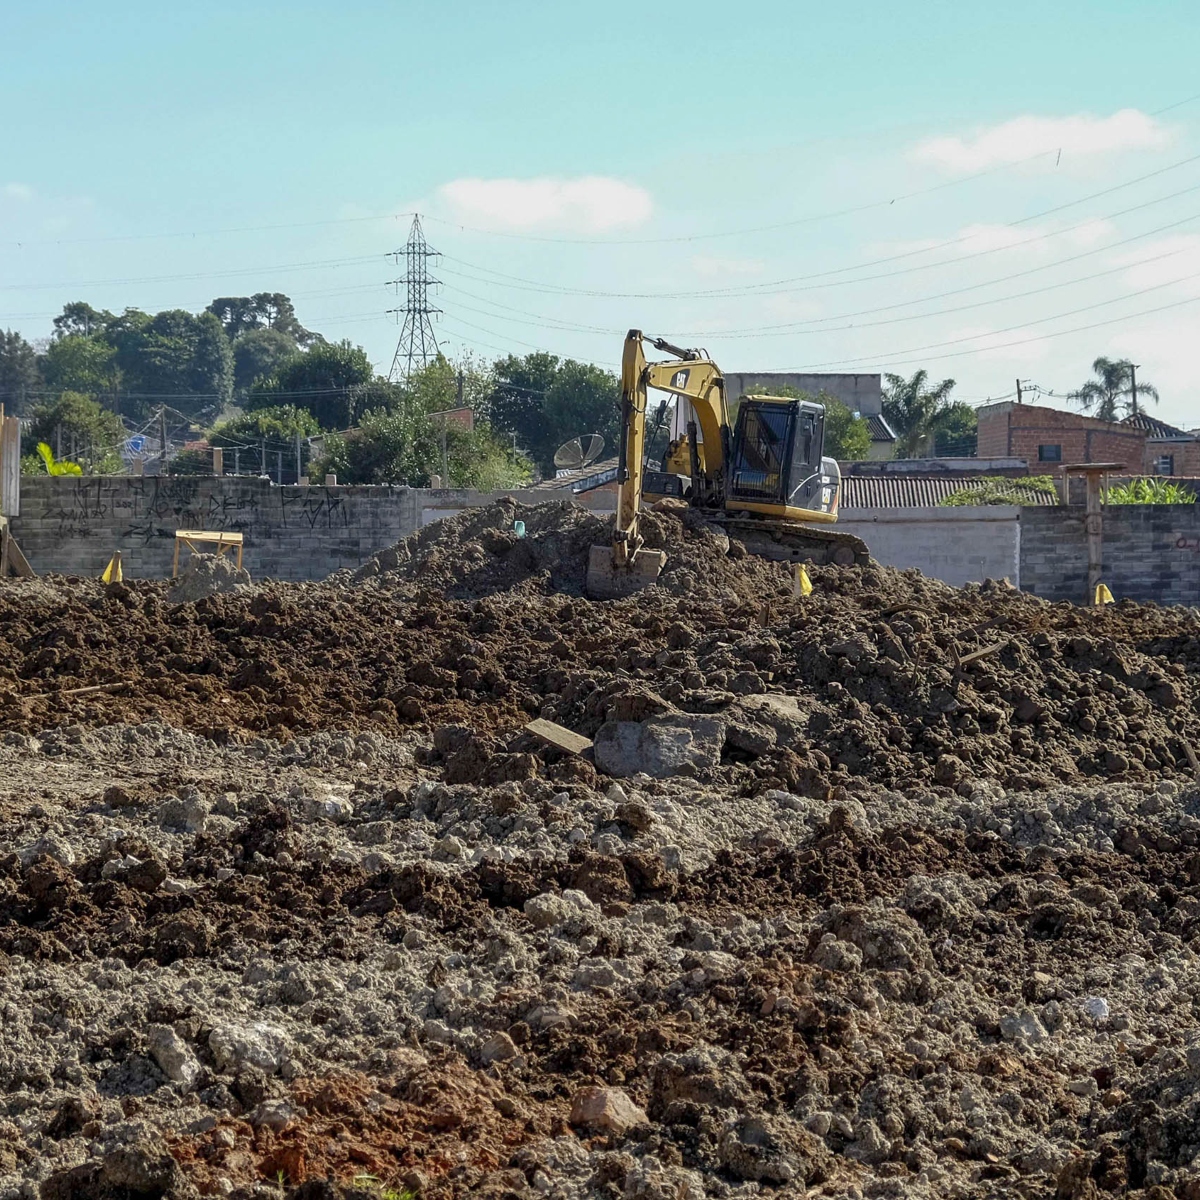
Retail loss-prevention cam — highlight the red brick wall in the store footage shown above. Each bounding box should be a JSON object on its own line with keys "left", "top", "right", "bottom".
{"left": 975, "top": 403, "right": 1145, "bottom": 470}
{"left": 1144, "top": 439, "right": 1200, "bottom": 476}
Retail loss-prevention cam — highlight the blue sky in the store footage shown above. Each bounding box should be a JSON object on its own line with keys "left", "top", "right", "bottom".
{"left": 3, "top": 0, "right": 1200, "bottom": 423}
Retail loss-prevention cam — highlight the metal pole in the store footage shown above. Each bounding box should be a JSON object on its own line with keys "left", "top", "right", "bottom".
{"left": 276, "top": 450, "right": 283, "bottom": 485}
{"left": 441, "top": 422, "right": 449, "bottom": 485}
{"left": 1016, "top": 378, "right": 1022, "bottom": 405}
{"left": 1130, "top": 363, "right": 1139, "bottom": 417}
{"left": 260, "top": 439, "right": 266, "bottom": 477}
{"left": 295, "top": 431, "right": 302, "bottom": 483}
{"left": 234, "top": 448, "right": 240, "bottom": 476}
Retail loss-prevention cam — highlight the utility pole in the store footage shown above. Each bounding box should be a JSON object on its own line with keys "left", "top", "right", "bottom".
{"left": 386, "top": 215, "right": 442, "bottom": 382}
{"left": 159, "top": 407, "right": 168, "bottom": 475}
{"left": 1015, "top": 378, "right": 1022, "bottom": 405}
{"left": 276, "top": 450, "right": 283, "bottom": 485}
{"left": 1130, "top": 363, "right": 1140, "bottom": 417}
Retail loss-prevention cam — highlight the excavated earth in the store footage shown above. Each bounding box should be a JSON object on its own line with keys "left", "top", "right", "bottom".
{"left": 2, "top": 500, "right": 1200, "bottom": 1199}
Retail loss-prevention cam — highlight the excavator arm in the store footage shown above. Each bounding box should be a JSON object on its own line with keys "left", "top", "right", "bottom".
{"left": 588, "top": 330, "right": 728, "bottom": 598}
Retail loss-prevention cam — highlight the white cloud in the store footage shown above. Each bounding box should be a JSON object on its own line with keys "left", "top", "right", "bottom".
{"left": 691, "top": 254, "right": 764, "bottom": 278}
{"left": 436, "top": 176, "right": 652, "bottom": 233}
{"left": 2, "top": 183, "right": 33, "bottom": 201}
{"left": 911, "top": 109, "right": 1169, "bottom": 173}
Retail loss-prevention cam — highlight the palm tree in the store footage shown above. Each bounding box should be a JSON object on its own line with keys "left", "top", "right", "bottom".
{"left": 882, "top": 370, "right": 958, "bottom": 458}
{"left": 1069, "top": 357, "right": 1159, "bottom": 421}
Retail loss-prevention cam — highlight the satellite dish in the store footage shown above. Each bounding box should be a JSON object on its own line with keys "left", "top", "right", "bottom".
{"left": 554, "top": 433, "right": 605, "bottom": 471}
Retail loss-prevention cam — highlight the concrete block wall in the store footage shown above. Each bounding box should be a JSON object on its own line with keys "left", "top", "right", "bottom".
{"left": 1019, "top": 504, "right": 1200, "bottom": 605}
{"left": 13, "top": 476, "right": 421, "bottom": 581}
{"left": 839, "top": 507, "right": 1021, "bottom": 588}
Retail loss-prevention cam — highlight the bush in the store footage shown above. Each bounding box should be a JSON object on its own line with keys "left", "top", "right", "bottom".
{"left": 941, "top": 476, "right": 1059, "bottom": 506}
{"left": 1105, "top": 477, "right": 1195, "bottom": 504}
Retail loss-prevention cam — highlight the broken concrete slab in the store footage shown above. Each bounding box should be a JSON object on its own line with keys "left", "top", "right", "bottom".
{"left": 524, "top": 718, "right": 593, "bottom": 755}
{"left": 593, "top": 713, "right": 725, "bottom": 778}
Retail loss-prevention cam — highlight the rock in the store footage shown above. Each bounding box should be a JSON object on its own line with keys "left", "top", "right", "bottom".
{"left": 524, "top": 890, "right": 594, "bottom": 929}
{"left": 149, "top": 1025, "right": 200, "bottom": 1090}
{"left": 249, "top": 1099, "right": 302, "bottom": 1130}
{"left": 44, "top": 1096, "right": 99, "bottom": 1139}
{"left": 1000, "top": 1008, "right": 1049, "bottom": 1044}
{"left": 594, "top": 714, "right": 726, "bottom": 779}
{"left": 480, "top": 1032, "right": 518, "bottom": 1063}
{"left": 934, "top": 754, "right": 968, "bottom": 785}
{"left": 725, "top": 720, "right": 777, "bottom": 757}
{"left": 304, "top": 795, "right": 354, "bottom": 823}
{"left": 568, "top": 1086, "right": 647, "bottom": 1134}
{"left": 208, "top": 1021, "right": 289, "bottom": 1075}
{"left": 811, "top": 935, "right": 863, "bottom": 973}
{"left": 103, "top": 784, "right": 138, "bottom": 808}
{"left": 170, "top": 552, "right": 252, "bottom": 603}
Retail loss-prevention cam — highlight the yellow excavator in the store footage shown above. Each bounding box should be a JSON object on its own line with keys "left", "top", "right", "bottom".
{"left": 587, "top": 330, "right": 870, "bottom": 599}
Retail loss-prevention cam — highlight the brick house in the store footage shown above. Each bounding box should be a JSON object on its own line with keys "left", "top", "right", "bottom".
{"left": 976, "top": 400, "right": 1146, "bottom": 470}
{"left": 1124, "top": 412, "right": 1200, "bottom": 476}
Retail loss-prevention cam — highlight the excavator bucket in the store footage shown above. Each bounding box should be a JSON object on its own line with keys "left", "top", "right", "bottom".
{"left": 586, "top": 544, "right": 666, "bottom": 600}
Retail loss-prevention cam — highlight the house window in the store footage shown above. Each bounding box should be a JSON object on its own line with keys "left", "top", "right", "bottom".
{"left": 1038, "top": 444, "right": 1062, "bottom": 462}
{"left": 1155, "top": 454, "right": 1175, "bottom": 476}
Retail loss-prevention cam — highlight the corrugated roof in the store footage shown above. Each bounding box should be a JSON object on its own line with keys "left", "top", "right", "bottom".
{"left": 842, "top": 475, "right": 1058, "bottom": 508}
{"left": 530, "top": 456, "right": 619, "bottom": 492}
{"left": 1123, "top": 412, "right": 1189, "bottom": 438}
{"left": 865, "top": 414, "right": 895, "bottom": 442}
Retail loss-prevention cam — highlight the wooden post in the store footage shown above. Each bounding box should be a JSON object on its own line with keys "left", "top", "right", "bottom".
{"left": 212, "top": 447, "right": 224, "bottom": 476}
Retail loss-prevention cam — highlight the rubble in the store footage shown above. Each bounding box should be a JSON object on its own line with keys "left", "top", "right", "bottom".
{"left": 1, "top": 500, "right": 1200, "bottom": 1198}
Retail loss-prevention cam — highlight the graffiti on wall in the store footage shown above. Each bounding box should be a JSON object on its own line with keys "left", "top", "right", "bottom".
{"left": 35, "top": 477, "right": 350, "bottom": 544}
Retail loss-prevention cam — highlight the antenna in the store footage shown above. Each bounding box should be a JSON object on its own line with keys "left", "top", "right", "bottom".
{"left": 553, "top": 433, "right": 605, "bottom": 474}
{"left": 387, "top": 214, "right": 442, "bottom": 382}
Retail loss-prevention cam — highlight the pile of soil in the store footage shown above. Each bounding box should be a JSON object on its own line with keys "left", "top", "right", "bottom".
{"left": 0, "top": 501, "right": 1197, "bottom": 792}
{"left": 5, "top": 500, "right": 1200, "bottom": 1199}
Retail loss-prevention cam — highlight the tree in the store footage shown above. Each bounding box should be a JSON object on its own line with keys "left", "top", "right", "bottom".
{"left": 41, "top": 334, "right": 121, "bottom": 397}
{"left": 487, "top": 352, "right": 619, "bottom": 475}
{"left": 932, "top": 401, "right": 978, "bottom": 457}
{"left": 207, "top": 293, "right": 315, "bottom": 345}
{"left": 27, "top": 392, "right": 125, "bottom": 474}
{"left": 211, "top": 405, "right": 320, "bottom": 475}
{"left": 1070, "top": 357, "right": 1159, "bottom": 421}
{"left": 882, "top": 370, "right": 959, "bottom": 458}
{"left": 52, "top": 301, "right": 114, "bottom": 340}
{"left": 0, "top": 329, "right": 41, "bottom": 413}
{"left": 250, "top": 339, "right": 384, "bottom": 429}
{"left": 231, "top": 327, "right": 299, "bottom": 395}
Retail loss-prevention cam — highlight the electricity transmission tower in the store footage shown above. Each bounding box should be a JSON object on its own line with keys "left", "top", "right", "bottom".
{"left": 387, "top": 214, "right": 442, "bottom": 381}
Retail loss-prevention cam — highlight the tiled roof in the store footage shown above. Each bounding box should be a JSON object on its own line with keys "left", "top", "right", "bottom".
{"left": 1123, "top": 412, "right": 1188, "bottom": 437}
{"left": 865, "top": 414, "right": 896, "bottom": 442}
{"left": 841, "top": 475, "right": 1058, "bottom": 508}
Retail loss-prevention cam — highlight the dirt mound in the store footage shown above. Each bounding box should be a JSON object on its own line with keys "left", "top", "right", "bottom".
{"left": 349, "top": 498, "right": 788, "bottom": 601}
{"left": 170, "top": 552, "right": 252, "bottom": 603}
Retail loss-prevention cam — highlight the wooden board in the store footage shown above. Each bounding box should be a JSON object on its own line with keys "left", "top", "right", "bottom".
{"left": 525, "top": 718, "right": 593, "bottom": 755}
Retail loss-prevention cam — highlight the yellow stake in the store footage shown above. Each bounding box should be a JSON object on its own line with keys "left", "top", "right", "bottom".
{"left": 100, "top": 552, "right": 123, "bottom": 584}
{"left": 1094, "top": 582, "right": 1114, "bottom": 605}
{"left": 793, "top": 564, "right": 813, "bottom": 597}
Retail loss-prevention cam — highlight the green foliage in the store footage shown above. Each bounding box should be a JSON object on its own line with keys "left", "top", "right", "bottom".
{"left": 35, "top": 443, "right": 82, "bottom": 476}
{"left": 1071, "top": 357, "right": 1159, "bottom": 422}
{"left": 212, "top": 404, "right": 320, "bottom": 447}
{"left": 941, "top": 475, "right": 1059, "bottom": 506}
{"left": 487, "top": 352, "right": 619, "bottom": 476}
{"left": 0, "top": 329, "right": 42, "bottom": 414}
{"left": 231, "top": 327, "right": 300, "bottom": 394}
{"left": 52, "top": 301, "right": 114, "bottom": 340}
{"left": 41, "top": 334, "right": 120, "bottom": 396}
{"left": 207, "top": 293, "right": 315, "bottom": 345}
{"left": 27, "top": 391, "right": 125, "bottom": 474}
{"left": 757, "top": 385, "right": 870, "bottom": 460}
{"left": 250, "top": 339, "right": 384, "bottom": 429}
{"left": 932, "top": 401, "right": 978, "bottom": 457}
{"left": 882, "top": 370, "right": 960, "bottom": 458}
{"left": 1105, "top": 476, "right": 1194, "bottom": 504}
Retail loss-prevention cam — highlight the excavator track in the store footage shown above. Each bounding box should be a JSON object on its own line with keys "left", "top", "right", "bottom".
{"left": 714, "top": 515, "right": 871, "bottom": 569}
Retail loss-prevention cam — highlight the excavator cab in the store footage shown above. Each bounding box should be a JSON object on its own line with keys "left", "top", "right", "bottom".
{"left": 728, "top": 397, "right": 841, "bottom": 519}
